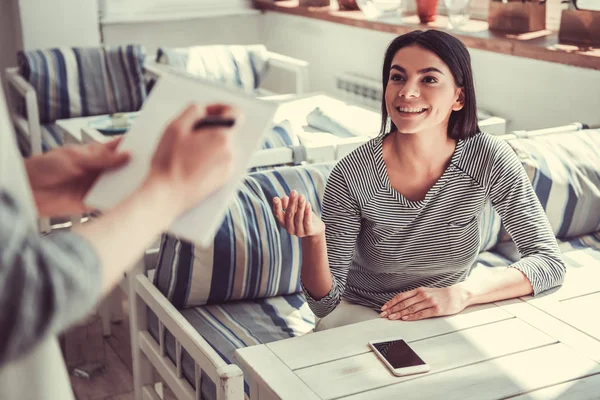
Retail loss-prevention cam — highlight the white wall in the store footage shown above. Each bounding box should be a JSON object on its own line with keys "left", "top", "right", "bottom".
{"left": 96, "top": 10, "right": 600, "bottom": 131}
{"left": 260, "top": 13, "right": 600, "bottom": 131}
{"left": 17, "top": 0, "right": 100, "bottom": 49}
{"left": 102, "top": 14, "right": 262, "bottom": 63}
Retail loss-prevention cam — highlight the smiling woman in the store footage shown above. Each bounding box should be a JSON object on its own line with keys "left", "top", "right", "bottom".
{"left": 380, "top": 30, "right": 479, "bottom": 141}
{"left": 272, "top": 29, "right": 565, "bottom": 332}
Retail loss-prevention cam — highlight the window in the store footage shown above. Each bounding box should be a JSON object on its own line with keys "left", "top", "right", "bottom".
{"left": 99, "top": 0, "right": 255, "bottom": 23}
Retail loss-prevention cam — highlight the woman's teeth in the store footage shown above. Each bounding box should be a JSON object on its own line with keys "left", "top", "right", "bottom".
{"left": 397, "top": 107, "right": 427, "bottom": 113}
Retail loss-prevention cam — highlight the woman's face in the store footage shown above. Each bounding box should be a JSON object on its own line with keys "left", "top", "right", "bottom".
{"left": 384, "top": 45, "right": 464, "bottom": 136}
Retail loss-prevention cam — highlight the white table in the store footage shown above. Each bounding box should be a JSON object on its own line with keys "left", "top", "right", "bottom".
{"left": 235, "top": 299, "right": 600, "bottom": 400}
{"left": 521, "top": 253, "right": 600, "bottom": 352}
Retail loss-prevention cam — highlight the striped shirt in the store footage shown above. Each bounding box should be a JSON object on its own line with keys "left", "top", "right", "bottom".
{"left": 304, "top": 132, "right": 565, "bottom": 318}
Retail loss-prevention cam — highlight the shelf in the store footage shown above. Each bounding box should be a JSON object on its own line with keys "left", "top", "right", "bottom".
{"left": 254, "top": 0, "right": 600, "bottom": 71}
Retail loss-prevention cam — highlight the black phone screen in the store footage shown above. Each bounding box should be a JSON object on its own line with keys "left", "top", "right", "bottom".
{"left": 372, "top": 340, "right": 426, "bottom": 369}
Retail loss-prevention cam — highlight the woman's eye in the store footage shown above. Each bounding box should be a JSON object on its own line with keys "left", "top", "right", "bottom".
{"left": 422, "top": 76, "right": 438, "bottom": 84}
{"left": 390, "top": 74, "right": 405, "bottom": 82}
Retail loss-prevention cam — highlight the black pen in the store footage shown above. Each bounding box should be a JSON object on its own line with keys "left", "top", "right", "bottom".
{"left": 193, "top": 116, "right": 236, "bottom": 130}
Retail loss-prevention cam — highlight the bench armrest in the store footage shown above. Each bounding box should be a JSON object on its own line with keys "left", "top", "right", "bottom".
{"left": 5, "top": 67, "right": 43, "bottom": 155}
{"left": 266, "top": 51, "right": 310, "bottom": 94}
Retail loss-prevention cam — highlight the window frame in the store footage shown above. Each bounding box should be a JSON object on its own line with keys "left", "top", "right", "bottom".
{"left": 100, "top": 0, "right": 256, "bottom": 24}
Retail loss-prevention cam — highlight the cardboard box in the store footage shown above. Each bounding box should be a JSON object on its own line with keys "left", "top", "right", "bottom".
{"left": 558, "top": 9, "right": 600, "bottom": 47}
{"left": 488, "top": 0, "right": 546, "bottom": 34}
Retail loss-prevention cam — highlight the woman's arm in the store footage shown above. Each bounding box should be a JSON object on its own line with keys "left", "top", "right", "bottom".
{"left": 273, "top": 165, "right": 362, "bottom": 318}
{"left": 74, "top": 178, "right": 180, "bottom": 295}
{"left": 380, "top": 266, "right": 533, "bottom": 321}
{"left": 485, "top": 141, "right": 566, "bottom": 296}
{"left": 80, "top": 103, "right": 239, "bottom": 298}
{"left": 25, "top": 138, "right": 129, "bottom": 218}
{"left": 456, "top": 141, "right": 567, "bottom": 306}
{"left": 0, "top": 189, "right": 103, "bottom": 365}
{"left": 299, "top": 233, "right": 332, "bottom": 299}
{"left": 0, "top": 181, "right": 175, "bottom": 365}
{"left": 0, "top": 104, "right": 236, "bottom": 365}
{"left": 455, "top": 266, "right": 532, "bottom": 307}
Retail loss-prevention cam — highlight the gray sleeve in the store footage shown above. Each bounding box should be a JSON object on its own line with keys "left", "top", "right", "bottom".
{"left": 303, "top": 164, "right": 361, "bottom": 318}
{"left": 489, "top": 141, "right": 566, "bottom": 294}
{"left": 0, "top": 189, "right": 102, "bottom": 365}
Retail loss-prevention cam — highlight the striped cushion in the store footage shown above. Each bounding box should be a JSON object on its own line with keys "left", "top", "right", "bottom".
{"left": 18, "top": 45, "right": 147, "bottom": 124}
{"left": 148, "top": 292, "right": 314, "bottom": 399}
{"left": 506, "top": 129, "right": 600, "bottom": 239}
{"left": 557, "top": 232, "right": 600, "bottom": 273}
{"left": 156, "top": 45, "right": 269, "bottom": 93}
{"left": 154, "top": 163, "right": 335, "bottom": 308}
{"left": 261, "top": 120, "right": 298, "bottom": 149}
{"left": 248, "top": 120, "right": 301, "bottom": 173}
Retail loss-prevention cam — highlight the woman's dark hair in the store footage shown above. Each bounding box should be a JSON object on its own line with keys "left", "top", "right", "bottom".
{"left": 379, "top": 30, "right": 480, "bottom": 140}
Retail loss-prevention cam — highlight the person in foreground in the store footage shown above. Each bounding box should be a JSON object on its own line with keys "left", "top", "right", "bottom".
{"left": 273, "top": 30, "right": 565, "bottom": 331}
{"left": 0, "top": 87, "right": 239, "bottom": 398}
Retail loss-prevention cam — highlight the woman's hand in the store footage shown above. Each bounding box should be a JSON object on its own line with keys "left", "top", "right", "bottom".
{"left": 146, "top": 103, "right": 239, "bottom": 214}
{"left": 272, "top": 190, "right": 325, "bottom": 238}
{"left": 25, "top": 138, "right": 130, "bottom": 217}
{"left": 380, "top": 286, "right": 470, "bottom": 321}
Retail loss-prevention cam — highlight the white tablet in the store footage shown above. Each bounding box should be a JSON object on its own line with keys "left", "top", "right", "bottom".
{"left": 84, "top": 69, "right": 279, "bottom": 247}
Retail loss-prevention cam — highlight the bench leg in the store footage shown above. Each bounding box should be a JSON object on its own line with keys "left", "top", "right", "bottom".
{"left": 98, "top": 298, "right": 112, "bottom": 337}
{"left": 129, "top": 259, "right": 156, "bottom": 400}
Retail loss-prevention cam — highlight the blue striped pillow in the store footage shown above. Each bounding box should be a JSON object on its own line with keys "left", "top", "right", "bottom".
{"left": 506, "top": 129, "right": 600, "bottom": 239}
{"left": 154, "top": 163, "right": 334, "bottom": 308}
{"left": 18, "top": 45, "right": 147, "bottom": 124}
{"left": 249, "top": 121, "right": 300, "bottom": 173}
{"left": 156, "top": 45, "right": 269, "bottom": 94}
{"left": 261, "top": 120, "right": 299, "bottom": 149}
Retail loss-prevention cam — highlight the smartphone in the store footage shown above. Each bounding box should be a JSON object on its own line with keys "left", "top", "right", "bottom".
{"left": 368, "top": 338, "right": 430, "bottom": 376}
